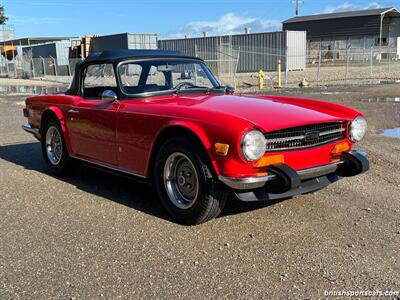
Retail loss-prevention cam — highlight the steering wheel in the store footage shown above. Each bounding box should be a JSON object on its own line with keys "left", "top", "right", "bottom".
{"left": 174, "top": 82, "right": 197, "bottom": 90}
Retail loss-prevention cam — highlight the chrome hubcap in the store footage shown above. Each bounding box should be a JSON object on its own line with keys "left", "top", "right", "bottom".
{"left": 163, "top": 152, "right": 199, "bottom": 209}
{"left": 45, "top": 126, "right": 62, "bottom": 165}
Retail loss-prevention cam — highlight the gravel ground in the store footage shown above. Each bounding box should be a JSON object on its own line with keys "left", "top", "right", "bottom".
{"left": 0, "top": 81, "right": 399, "bottom": 299}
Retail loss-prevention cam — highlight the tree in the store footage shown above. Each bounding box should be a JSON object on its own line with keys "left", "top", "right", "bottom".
{"left": 0, "top": 5, "right": 8, "bottom": 25}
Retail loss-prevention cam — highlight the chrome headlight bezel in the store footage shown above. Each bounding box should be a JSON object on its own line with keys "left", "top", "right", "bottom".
{"left": 349, "top": 116, "right": 367, "bottom": 142}
{"left": 241, "top": 130, "right": 267, "bottom": 162}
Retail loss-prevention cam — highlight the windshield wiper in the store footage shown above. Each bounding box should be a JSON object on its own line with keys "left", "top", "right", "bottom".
{"left": 173, "top": 86, "right": 211, "bottom": 95}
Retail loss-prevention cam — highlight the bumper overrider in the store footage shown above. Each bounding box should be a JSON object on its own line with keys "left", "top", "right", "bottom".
{"left": 219, "top": 150, "right": 369, "bottom": 202}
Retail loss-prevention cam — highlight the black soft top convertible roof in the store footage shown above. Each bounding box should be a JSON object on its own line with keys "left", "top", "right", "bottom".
{"left": 66, "top": 49, "right": 203, "bottom": 95}
{"left": 83, "top": 49, "right": 201, "bottom": 64}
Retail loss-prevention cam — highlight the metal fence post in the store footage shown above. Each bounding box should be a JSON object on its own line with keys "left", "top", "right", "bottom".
{"left": 370, "top": 46, "right": 373, "bottom": 76}
{"left": 345, "top": 48, "right": 349, "bottom": 80}
{"left": 388, "top": 45, "right": 391, "bottom": 73}
{"left": 41, "top": 57, "right": 46, "bottom": 76}
{"left": 51, "top": 56, "right": 57, "bottom": 77}
{"left": 317, "top": 49, "right": 322, "bottom": 81}
{"left": 67, "top": 60, "right": 71, "bottom": 77}
{"left": 31, "top": 58, "right": 35, "bottom": 78}
{"left": 233, "top": 47, "right": 240, "bottom": 90}
{"left": 285, "top": 46, "right": 288, "bottom": 87}
{"left": 6, "top": 59, "right": 9, "bottom": 76}
{"left": 14, "top": 58, "right": 17, "bottom": 78}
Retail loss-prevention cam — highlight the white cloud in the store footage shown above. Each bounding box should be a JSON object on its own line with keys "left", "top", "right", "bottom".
{"left": 166, "top": 13, "right": 281, "bottom": 39}
{"left": 323, "top": 2, "right": 382, "bottom": 14}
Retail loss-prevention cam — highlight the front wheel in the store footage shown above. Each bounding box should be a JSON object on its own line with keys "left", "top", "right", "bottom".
{"left": 41, "top": 116, "right": 78, "bottom": 175}
{"left": 154, "top": 137, "right": 228, "bottom": 225}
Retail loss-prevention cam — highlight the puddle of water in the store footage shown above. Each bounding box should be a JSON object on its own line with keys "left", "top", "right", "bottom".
{"left": 380, "top": 127, "right": 400, "bottom": 138}
{"left": 0, "top": 85, "right": 67, "bottom": 95}
{"left": 360, "top": 97, "right": 400, "bottom": 103}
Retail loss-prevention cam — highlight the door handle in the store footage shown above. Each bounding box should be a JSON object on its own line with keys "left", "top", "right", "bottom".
{"left": 68, "top": 109, "right": 80, "bottom": 114}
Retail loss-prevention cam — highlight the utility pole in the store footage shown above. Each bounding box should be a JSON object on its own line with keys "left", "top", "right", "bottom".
{"left": 292, "top": 0, "right": 304, "bottom": 16}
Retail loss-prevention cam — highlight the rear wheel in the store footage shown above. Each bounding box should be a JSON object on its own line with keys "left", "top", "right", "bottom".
{"left": 154, "top": 137, "right": 228, "bottom": 225}
{"left": 41, "top": 116, "right": 78, "bottom": 175}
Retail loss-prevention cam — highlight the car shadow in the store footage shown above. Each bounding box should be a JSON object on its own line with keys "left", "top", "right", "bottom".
{"left": 0, "top": 141, "right": 279, "bottom": 222}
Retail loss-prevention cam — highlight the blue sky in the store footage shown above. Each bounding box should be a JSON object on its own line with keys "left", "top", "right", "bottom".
{"left": 2, "top": 0, "right": 399, "bottom": 39}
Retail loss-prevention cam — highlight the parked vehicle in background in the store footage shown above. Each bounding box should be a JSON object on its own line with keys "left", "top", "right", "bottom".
{"left": 22, "top": 49, "right": 369, "bottom": 225}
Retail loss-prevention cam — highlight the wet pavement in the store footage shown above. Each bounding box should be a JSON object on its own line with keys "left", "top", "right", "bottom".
{"left": 380, "top": 127, "right": 400, "bottom": 138}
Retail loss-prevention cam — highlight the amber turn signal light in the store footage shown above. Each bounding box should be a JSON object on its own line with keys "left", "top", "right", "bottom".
{"left": 254, "top": 154, "right": 284, "bottom": 168}
{"left": 331, "top": 141, "right": 350, "bottom": 155}
{"left": 215, "top": 143, "right": 229, "bottom": 156}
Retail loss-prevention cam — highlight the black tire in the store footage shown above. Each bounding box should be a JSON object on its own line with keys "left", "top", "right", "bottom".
{"left": 154, "top": 137, "right": 228, "bottom": 225}
{"left": 41, "top": 116, "right": 78, "bottom": 175}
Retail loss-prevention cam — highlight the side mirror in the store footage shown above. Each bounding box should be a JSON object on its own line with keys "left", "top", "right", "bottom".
{"left": 101, "top": 90, "right": 118, "bottom": 102}
{"left": 223, "top": 85, "right": 235, "bottom": 95}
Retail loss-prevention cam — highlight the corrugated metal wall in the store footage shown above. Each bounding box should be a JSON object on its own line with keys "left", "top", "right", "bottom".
{"left": 91, "top": 33, "right": 158, "bottom": 52}
{"left": 234, "top": 32, "right": 286, "bottom": 72}
{"left": 158, "top": 31, "right": 306, "bottom": 72}
{"left": 127, "top": 33, "right": 158, "bottom": 49}
{"left": 22, "top": 41, "right": 71, "bottom": 65}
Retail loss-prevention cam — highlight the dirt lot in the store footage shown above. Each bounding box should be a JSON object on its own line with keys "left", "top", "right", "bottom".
{"left": 0, "top": 80, "right": 399, "bottom": 299}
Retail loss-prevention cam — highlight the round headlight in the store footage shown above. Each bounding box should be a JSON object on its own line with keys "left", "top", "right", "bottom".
{"left": 349, "top": 116, "right": 367, "bottom": 142}
{"left": 241, "top": 130, "right": 267, "bottom": 161}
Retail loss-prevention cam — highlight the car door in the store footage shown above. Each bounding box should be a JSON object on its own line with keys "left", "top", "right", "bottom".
{"left": 115, "top": 62, "right": 168, "bottom": 176}
{"left": 66, "top": 63, "right": 119, "bottom": 166}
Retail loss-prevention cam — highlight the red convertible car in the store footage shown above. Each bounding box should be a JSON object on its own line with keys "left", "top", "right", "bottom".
{"left": 22, "top": 49, "right": 369, "bottom": 225}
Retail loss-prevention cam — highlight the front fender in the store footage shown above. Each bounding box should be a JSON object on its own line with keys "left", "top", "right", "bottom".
{"left": 149, "top": 120, "right": 220, "bottom": 175}
{"left": 42, "top": 106, "right": 73, "bottom": 155}
{"left": 165, "top": 120, "right": 213, "bottom": 149}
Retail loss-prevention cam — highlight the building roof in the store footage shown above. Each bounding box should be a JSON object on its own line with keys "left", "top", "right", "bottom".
{"left": 283, "top": 7, "right": 400, "bottom": 24}
{"left": 0, "top": 36, "right": 79, "bottom": 46}
{"left": 84, "top": 49, "right": 199, "bottom": 63}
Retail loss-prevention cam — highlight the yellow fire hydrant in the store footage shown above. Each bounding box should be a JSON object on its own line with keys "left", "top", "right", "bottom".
{"left": 258, "top": 69, "right": 265, "bottom": 90}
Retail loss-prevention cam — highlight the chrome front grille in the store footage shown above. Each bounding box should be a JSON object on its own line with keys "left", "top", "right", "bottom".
{"left": 264, "top": 122, "right": 346, "bottom": 151}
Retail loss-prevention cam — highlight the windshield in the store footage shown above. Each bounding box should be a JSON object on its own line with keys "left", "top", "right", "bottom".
{"left": 118, "top": 59, "right": 220, "bottom": 96}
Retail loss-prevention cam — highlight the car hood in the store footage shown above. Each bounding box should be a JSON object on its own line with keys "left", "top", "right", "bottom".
{"left": 162, "top": 93, "right": 360, "bottom": 132}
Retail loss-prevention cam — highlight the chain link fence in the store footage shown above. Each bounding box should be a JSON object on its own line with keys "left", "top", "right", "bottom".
{"left": 1, "top": 45, "right": 400, "bottom": 90}
{"left": 197, "top": 44, "right": 240, "bottom": 88}
{"left": 0, "top": 55, "right": 82, "bottom": 82}
{"left": 233, "top": 45, "right": 400, "bottom": 91}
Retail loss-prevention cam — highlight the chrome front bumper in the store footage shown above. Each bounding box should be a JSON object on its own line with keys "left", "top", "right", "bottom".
{"left": 218, "top": 174, "right": 277, "bottom": 190}
{"left": 218, "top": 162, "right": 342, "bottom": 190}
{"left": 22, "top": 123, "right": 39, "bottom": 135}
{"left": 218, "top": 149, "right": 372, "bottom": 191}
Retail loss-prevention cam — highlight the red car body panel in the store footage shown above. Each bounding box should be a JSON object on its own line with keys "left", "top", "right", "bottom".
{"left": 25, "top": 92, "right": 361, "bottom": 179}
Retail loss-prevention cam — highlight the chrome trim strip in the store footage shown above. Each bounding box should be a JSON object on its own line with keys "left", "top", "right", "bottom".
{"left": 319, "top": 128, "right": 345, "bottom": 136}
{"left": 70, "top": 155, "right": 147, "bottom": 179}
{"left": 218, "top": 174, "right": 277, "bottom": 190}
{"left": 265, "top": 137, "right": 345, "bottom": 152}
{"left": 266, "top": 135, "right": 305, "bottom": 143}
{"left": 22, "top": 123, "right": 39, "bottom": 135}
{"left": 297, "top": 162, "right": 343, "bottom": 180}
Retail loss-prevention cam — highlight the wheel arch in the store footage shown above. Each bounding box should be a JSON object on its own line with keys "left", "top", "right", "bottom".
{"left": 146, "top": 123, "right": 219, "bottom": 180}
{"left": 41, "top": 106, "right": 73, "bottom": 154}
